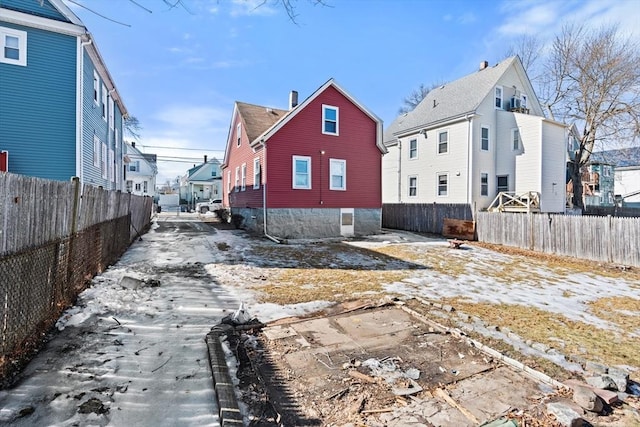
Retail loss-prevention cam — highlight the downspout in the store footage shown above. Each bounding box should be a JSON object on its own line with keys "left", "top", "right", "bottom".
{"left": 261, "top": 140, "right": 283, "bottom": 243}
{"left": 78, "top": 36, "right": 93, "bottom": 184}
{"left": 397, "top": 140, "right": 402, "bottom": 202}
{"left": 466, "top": 115, "right": 473, "bottom": 206}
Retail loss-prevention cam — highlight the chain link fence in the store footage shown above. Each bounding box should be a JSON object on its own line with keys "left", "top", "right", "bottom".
{"left": 0, "top": 214, "right": 132, "bottom": 382}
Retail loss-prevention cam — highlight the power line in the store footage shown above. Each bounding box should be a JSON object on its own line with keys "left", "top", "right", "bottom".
{"left": 135, "top": 144, "right": 225, "bottom": 152}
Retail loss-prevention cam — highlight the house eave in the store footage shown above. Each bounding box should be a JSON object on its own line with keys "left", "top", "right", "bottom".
{"left": 0, "top": 7, "right": 85, "bottom": 36}
{"left": 392, "top": 111, "right": 477, "bottom": 139}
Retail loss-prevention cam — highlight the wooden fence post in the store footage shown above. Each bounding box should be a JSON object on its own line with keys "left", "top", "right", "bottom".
{"left": 69, "top": 177, "right": 80, "bottom": 235}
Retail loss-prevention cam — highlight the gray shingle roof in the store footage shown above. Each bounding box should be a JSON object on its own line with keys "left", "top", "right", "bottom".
{"left": 384, "top": 56, "right": 518, "bottom": 143}
{"left": 236, "top": 101, "right": 288, "bottom": 143}
{"left": 590, "top": 147, "right": 640, "bottom": 168}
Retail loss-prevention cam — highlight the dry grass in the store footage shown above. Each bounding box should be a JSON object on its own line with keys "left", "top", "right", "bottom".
{"left": 239, "top": 239, "right": 640, "bottom": 378}
{"left": 440, "top": 297, "right": 640, "bottom": 374}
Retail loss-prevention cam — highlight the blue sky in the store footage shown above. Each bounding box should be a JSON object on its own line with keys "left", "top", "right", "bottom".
{"left": 62, "top": 0, "right": 639, "bottom": 184}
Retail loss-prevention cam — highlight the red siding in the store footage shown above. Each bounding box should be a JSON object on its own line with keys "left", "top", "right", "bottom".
{"left": 224, "top": 115, "right": 265, "bottom": 208}
{"left": 266, "top": 85, "right": 381, "bottom": 209}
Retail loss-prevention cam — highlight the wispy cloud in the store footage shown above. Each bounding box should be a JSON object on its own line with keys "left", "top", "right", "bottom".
{"left": 230, "top": 0, "right": 277, "bottom": 17}
{"left": 442, "top": 12, "right": 477, "bottom": 24}
{"left": 155, "top": 105, "right": 229, "bottom": 128}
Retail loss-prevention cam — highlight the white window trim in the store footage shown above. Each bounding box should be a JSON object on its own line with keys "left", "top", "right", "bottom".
{"left": 480, "top": 172, "right": 489, "bottom": 196}
{"left": 408, "top": 175, "right": 418, "bottom": 198}
{"left": 93, "top": 71, "right": 100, "bottom": 104}
{"left": 101, "top": 143, "right": 107, "bottom": 179}
{"left": 292, "top": 155, "right": 311, "bottom": 189}
{"left": 236, "top": 122, "right": 242, "bottom": 146}
{"left": 437, "top": 173, "right": 449, "bottom": 197}
{"left": 234, "top": 166, "right": 239, "bottom": 192}
{"left": 495, "top": 86, "right": 503, "bottom": 109}
{"left": 322, "top": 104, "right": 339, "bottom": 136}
{"left": 1, "top": 27, "right": 27, "bottom": 66}
{"left": 101, "top": 84, "right": 107, "bottom": 120}
{"left": 512, "top": 128, "right": 520, "bottom": 151}
{"left": 227, "top": 170, "right": 231, "bottom": 194}
{"left": 521, "top": 94, "right": 528, "bottom": 109}
{"left": 437, "top": 130, "right": 449, "bottom": 155}
{"left": 253, "top": 157, "right": 260, "bottom": 189}
{"left": 329, "top": 158, "right": 346, "bottom": 191}
{"left": 109, "top": 148, "right": 115, "bottom": 183}
{"left": 409, "top": 138, "right": 418, "bottom": 159}
{"left": 108, "top": 97, "right": 115, "bottom": 130}
{"left": 481, "top": 126, "right": 490, "bottom": 151}
{"left": 241, "top": 163, "right": 246, "bottom": 191}
{"left": 93, "top": 135, "right": 100, "bottom": 167}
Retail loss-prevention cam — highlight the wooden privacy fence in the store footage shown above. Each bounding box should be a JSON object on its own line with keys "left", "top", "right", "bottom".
{"left": 382, "top": 203, "right": 474, "bottom": 235}
{"left": 382, "top": 203, "right": 640, "bottom": 268}
{"left": 0, "top": 172, "right": 153, "bottom": 380}
{"left": 476, "top": 212, "right": 640, "bottom": 267}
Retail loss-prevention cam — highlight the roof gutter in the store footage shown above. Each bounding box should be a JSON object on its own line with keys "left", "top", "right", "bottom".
{"left": 392, "top": 111, "right": 476, "bottom": 139}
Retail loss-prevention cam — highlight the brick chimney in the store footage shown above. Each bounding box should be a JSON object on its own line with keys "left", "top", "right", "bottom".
{"left": 480, "top": 60, "right": 489, "bottom": 70}
{"left": 204, "top": 155, "right": 208, "bottom": 163}
{"left": 289, "top": 90, "right": 298, "bottom": 110}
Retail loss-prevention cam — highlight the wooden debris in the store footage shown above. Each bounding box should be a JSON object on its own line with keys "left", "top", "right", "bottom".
{"left": 348, "top": 370, "right": 377, "bottom": 384}
{"left": 434, "top": 387, "right": 479, "bottom": 424}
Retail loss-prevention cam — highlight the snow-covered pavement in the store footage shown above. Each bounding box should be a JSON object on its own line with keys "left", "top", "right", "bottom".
{"left": 0, "top": 215, "right": 244, "bottom": 426}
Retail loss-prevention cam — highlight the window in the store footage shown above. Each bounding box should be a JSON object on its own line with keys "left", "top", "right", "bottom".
{"left": 135, "top": 183, "right": 141, "bottom": 191}
{"left": 93, "top": 71, "right": 99, "bottom": 104}
{"left": 1, "top": 27, "right": 27, "bottom": 66}
{"left": 602, "top": 165, "right": 611, "bottom": 177}
{"left": 497, "top": 175, "right": 509, "bottom": 193}
{"left": 495, "top": 86, "right": 503, "bottom": 109}
{"left": 126, "top": 180, "right": 133, "bottom": 192}
{"left": 437, "top": 173, "right": 448, "bottom": 196}
{"left": 241, "top": 163, "right": 246, "bottom": 191}
{"left": 409, "top": 139, "right": 418, "bottom": 159}
{"left": 408, "top": 176, "right": 417, "bottom": 197}
{"left": 322, "top": 105, "right": 339, "bottom": 136}
{"left": 292, "top": 156, "right": 311, "bottom": 189}
{"left": 93, "top": 135, "right": 100, "bottom": 167}
{"left": 108, "top": 98, "right": 115, "bottom": 129}
{"left": 512, "top": 128, "right": 520, "bottom": 150}
{"left": 227, "top": 170, "right": 231, "bottom": 194}
{"left": 253, "top": 158, "right": 261, "bottom": 189}
{"left": 481, "top": 126, "right": 489, "bottom": 151}
{"left": 234, "top": 166, "right": 239, "bottom": 191}
{"left": 101, "top": 84, "right": 107, "bottom": 120}
{"left": 330, "top": 159, "right": 346, "bottom": 191}
{"left": 129, "top": 161, "right": 139, "bottom": 172}
{"left": 143, "top": 181, "right": 148, "bottom": 193}
{"left": 101, "top": 143, "right": 107, "bottom": 178}
{"left": 481, "top": 173, "right": 488, "bottom": 196}
{"left": 521, "top": 94, "right": 528, "bottom": 109}
{"left": 236, "top": 123, "right": 242, "bottom": 146}
{"left": 438, "top": 131, "right": 448, "bottom": 154}
{"left": 109, "top": 149, "right": 115, "bottom": 183}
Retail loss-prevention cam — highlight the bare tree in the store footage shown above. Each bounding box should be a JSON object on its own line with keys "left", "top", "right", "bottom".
{"left": 124, "top": 115, "right": 142, "bottom": 140}
{"left": 504, "top": 34, "right": 543, "bottom": 82}
{"left": 539, "top": 24, "right": 640, "bottom": 209}
{"left": 398, "top": 82, "right": 444, "bottom": 115}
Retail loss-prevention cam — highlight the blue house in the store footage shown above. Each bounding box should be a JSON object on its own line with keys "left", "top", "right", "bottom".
{"left": 0, "top": 0, "right": 128, "bottom": 189}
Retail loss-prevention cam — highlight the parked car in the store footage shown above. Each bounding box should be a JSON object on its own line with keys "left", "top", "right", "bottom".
{"left": 195, "top": 199, "right": 222, "bottom": 214}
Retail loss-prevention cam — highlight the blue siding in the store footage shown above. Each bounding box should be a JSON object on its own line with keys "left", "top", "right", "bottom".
{"left": 80, "top": 50, "right": 125, "bottom": 190}
{"left": 0, "top": 22, "right": 77, "bottom": 181}
{"left": 1, "top": 0, "right": 70, "bottom": 22}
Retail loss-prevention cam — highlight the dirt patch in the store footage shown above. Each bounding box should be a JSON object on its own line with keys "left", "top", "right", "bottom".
{"left": 230, "top": 302, "right": 640, "bottom": 426}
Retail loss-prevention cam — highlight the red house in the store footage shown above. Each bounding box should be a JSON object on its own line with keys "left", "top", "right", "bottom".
{"left": 221, "top": 79, "right": 385, "bottom": 239}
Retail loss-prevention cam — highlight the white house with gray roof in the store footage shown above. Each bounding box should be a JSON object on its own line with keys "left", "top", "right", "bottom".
{"left": 383, "top": 56, "right": 567, "bottom": 213}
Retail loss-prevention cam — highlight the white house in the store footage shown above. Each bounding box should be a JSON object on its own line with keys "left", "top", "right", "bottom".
{"left": 179, "top": 157, "right": 222, "bottom": 207}
{"left": 383, "top": 56, "right": 567, "bottom": 213}
{"left": 124, "top": 142, "right": 157, "bottom": 196}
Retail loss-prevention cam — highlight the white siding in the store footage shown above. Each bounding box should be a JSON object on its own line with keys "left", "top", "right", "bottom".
{"left": 617, "top": 168, "right": 640, "bottom": 203}
{"left": 540, "top": 120, "right": 567, "bottom": 212}
{"left": 514, "top": 113, "right": 543, "bottom": 193}
{"left": 382, "top": 144, "right": 399, "bottom": 203}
